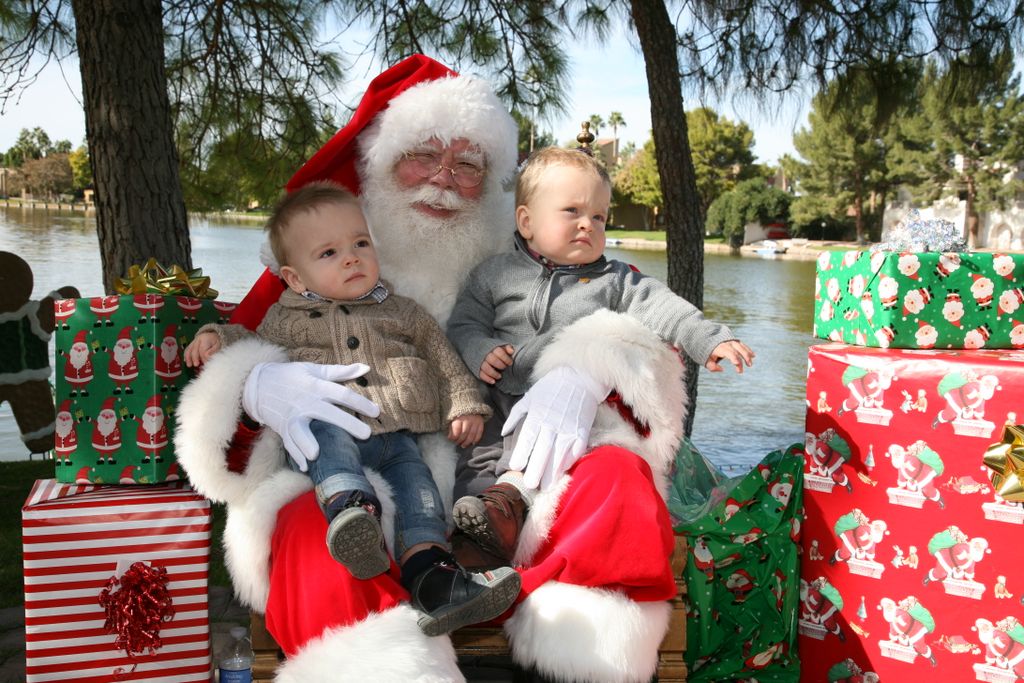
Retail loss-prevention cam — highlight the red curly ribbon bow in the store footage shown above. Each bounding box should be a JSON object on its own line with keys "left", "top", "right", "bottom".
{"left": 98, "top": 561, "right": 175, "bottom": 674}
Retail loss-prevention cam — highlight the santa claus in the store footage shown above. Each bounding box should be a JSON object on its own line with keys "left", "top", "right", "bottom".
{"left": 154, "top": 324, "right": 182, "bottom": 391}
{"left": 133, "top": 293, "right": 164, "bottom": 323}
{"left": 54, "top": 399, "right": 77, "bottom": 466}
{"left": 62, "top": 329, "right": 94, "bottom": 397}
{"left": 88, "top": 295, "right": 119, "bottom": 326}
{"left": 91, "top": 396, "right": 122, "bottom": 464}
{"left": 54, "top": 297, "right": 76, "bottom": 329}
{"left": 175, "top": 55, "right": 685, "bottom": 682}
{"left": 136, "top": 394, "right": 169, "bottom": 463}
{"left": 107, "top": 326, "right": 139, "bottom": 394}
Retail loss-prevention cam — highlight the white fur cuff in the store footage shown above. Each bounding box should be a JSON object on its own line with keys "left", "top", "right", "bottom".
{"left": 505, "top": 582, "right": 672, "bottom": 683}
{"left": 275, "top": 605, "right": 464, "bottom": 682}
{"left": 174, "top": 337, "right": 290, "bottom": 507}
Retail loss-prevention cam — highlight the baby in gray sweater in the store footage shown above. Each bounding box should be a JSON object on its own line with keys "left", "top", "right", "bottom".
{"left": 447, "top": 147, "right": 755, "bottom": 562}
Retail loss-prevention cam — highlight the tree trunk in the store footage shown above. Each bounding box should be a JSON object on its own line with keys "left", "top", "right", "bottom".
{"left": 853, "top": 177, "right": 865, "bottom": 244}
{"left": 72, "top": 0, "right": 191, "bottom": 293}
{"left": 630, "top": 0, "right": 703, "bottom": 436}
{"left": 965, "top": 175, "right": 979, "bottom": 249}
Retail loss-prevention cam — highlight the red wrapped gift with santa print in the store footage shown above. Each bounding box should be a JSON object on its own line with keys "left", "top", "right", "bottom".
{"left": 53, "top": 287, "right": 236, "bottom": 484}
{"left": 22, "top": 478, "right": 211, "bottom": 682}
{"left": 800, "top": 342, "right": 1024, "bottom": 682}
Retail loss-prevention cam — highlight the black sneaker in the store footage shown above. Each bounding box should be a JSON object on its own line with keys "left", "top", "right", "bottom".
{"left": 409, "top": 557, "right": 521, "bottom": 636}
{"left": 326, "top": 505, "right": 390, "bottom": 579}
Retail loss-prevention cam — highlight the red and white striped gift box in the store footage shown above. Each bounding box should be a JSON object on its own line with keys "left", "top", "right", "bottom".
{"left": 23, "top": 479, "right": 212, "bottom": 682}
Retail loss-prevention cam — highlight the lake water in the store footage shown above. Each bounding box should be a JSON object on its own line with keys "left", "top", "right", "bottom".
{"left": 0, "top": 206, "right": 817, "bottom": 474}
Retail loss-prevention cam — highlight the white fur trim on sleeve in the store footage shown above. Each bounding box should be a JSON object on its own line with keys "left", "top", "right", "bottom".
{"left": 174, "top": 337, "right": 290, "bottom": 507}
{"left": 505, "top": 582, "right": 672, "bottom": 683}
{"left": 275, "top": 605, "right": 464, "bottom": 683}
{"left": 533, "top": 310, "right": 687, "bottom": 490}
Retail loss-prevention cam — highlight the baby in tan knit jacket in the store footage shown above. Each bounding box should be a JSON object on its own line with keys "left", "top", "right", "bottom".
{"left": 184, "top": 182, "right": 520, "bottom": 637}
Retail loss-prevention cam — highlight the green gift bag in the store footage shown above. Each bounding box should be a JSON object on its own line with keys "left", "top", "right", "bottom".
{"left": 670, "top": 441, "right": 804, "bottom": 681}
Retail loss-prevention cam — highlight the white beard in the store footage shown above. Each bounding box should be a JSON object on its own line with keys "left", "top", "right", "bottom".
{"left": 143, "top": 410, "right": 164, "bottom": 435}
{"left": 160, "top": 340, "right": 178, "bottom": 364}
{"left": 70, "top": 344, "right": 90, "bottom": 369}
{"left": 361, "top": 171, "right": 511, "bottom": 327}
{"left": 113, "top": 341, "right": 134, "bottom": 367}
{"left": 56, "top": 415, "right": 73, "bottom": 437}
{"left": 97, "top": 411, "right": 117, "bottom": 436}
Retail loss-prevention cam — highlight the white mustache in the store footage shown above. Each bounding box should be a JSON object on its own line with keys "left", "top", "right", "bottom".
{"left": 411, "top": 184, "right": 467, "bottom": 211}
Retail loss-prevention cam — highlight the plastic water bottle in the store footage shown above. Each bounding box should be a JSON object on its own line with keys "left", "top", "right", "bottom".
{"left": 219, "top": 626, "right": 253, "bottom": 683}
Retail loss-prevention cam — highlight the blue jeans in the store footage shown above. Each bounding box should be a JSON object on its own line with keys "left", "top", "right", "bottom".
{"left": 288, "top": 420, "right": 447, "bottom": 559}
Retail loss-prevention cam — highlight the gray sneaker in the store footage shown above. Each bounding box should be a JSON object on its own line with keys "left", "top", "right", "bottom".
{"left": 410, "top": 558, "right": 521, "bottom": 636}
{"left": 326, "top": 506, "right": 390, "bottom": 579}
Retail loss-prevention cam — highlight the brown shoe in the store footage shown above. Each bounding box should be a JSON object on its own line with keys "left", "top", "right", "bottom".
{"left": 452, "top": 483, "right": 528, "bottom": 562}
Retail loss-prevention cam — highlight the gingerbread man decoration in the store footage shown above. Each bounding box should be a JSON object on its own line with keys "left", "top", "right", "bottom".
{"left": 0, "top": 252, "right": 80, "bottom": 454}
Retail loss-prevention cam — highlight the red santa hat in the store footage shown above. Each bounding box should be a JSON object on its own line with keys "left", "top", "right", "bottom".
{"left": 73, "top": 330, "right": 88, "bottom": 346}
{"left": 57, "top": 399, "right": 73, "bottom": 415}
{"left": 117, "top": 326, "right": 133, "bottom": 342}
{"left": 286, "top": 54, "right": 517, "bottom": 196}
{"left": 99, "top": 397, "right": 117, "bottom": 413}
{"left": 162, "top": 324, "right": 177, "bottom": 341}
{"left": 146, "top": 394, "right": 163, "bottom": 411}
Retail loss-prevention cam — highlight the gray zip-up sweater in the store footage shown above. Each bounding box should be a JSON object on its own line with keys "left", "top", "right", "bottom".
{"left": 447, "top": 233, "right": 737, "bottom": 396}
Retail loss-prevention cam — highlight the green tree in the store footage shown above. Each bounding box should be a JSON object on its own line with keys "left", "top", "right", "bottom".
{"left": 686, "top": 107, "right": 758, "bottom": 218}
{"left": 68, "top": 145, "right": 92, "bottom": 193}
{"left": 614, "top": 138, "right": 662, "bottom": 228}
{"left": 705, "top": 178, "right": 791, "bottom": 241}
{"left": 512, "top": 110, "right": 555, "bottom": 158}
{"left": 607, "top": 111, "right": 626, "bottom": 163}
{"left": 4, "top": 127, "right": 52, "bottom": 166}
{"left": 792, "top": 62, "right": 918, "bottom": 243}
{"left": 899, "top": 52, "right": 1024, "bottom": 247}
{"left": 588, "top": 114, "right": 605, "bottom": 138}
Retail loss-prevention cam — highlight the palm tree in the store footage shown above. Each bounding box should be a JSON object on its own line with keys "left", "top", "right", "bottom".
{"left": 588, "top": 114, "right": 604, "bottom": 138}
{"left": 608, "top": 111, "right": 626, "bottom": 163}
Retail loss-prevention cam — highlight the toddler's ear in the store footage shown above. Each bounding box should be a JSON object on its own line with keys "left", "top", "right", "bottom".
{"left": 279, "top": 266, "right": 305, "bottom": 294}
{"left": 515, "top": 205, "right": 533, "bottom": 240}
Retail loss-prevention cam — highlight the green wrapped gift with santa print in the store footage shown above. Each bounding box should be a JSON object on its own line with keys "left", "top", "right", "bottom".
{"left": 52, "top": 293, "right": 237, "bottom": 484}
{"left": 812, "top": 249, "right": 1024, "bottom": 349}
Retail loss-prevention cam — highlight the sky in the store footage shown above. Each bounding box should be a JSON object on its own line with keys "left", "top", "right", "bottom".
{"left": 0, "top": 25, "right": 806, "bottom": 166}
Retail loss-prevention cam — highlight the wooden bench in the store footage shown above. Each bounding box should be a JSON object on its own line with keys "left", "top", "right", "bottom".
{"left": 250, "top": 536, "right": 687, "bottom": 682}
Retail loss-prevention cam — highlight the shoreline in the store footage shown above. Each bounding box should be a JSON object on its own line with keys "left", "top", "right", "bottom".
{"left": 612, "top": 237, "right": 841, "bottom": 262}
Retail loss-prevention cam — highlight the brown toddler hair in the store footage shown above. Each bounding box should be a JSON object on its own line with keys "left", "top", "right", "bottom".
{"left": 515, "top": 147, "right": 612, "bottom": 208}
{"left": 266, "top": 181, "right": 361, "bottom": 267}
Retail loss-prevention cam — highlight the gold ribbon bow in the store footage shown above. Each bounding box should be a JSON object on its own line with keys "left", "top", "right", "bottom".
{"left": 114, "top": 258, "right": 218, "bottom": 299}
{"left": 983, "top": 425, "right": 1024, "bottom": 502}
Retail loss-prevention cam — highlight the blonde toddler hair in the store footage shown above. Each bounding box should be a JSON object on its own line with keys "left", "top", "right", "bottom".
{"left": 515, "top": 147, "right": 611, "bottom": 208}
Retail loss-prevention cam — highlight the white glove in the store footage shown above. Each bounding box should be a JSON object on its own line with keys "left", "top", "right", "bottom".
{"left": 242, "top": 361, "right": 380, "bottom": 472}
{"left": 502, "top": 365, "right": 610, "bottom": 490}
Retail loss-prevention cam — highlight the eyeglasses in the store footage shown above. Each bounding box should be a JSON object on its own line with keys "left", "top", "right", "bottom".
{"left": 401, "top": 152, "right": 485, "bottom": 188}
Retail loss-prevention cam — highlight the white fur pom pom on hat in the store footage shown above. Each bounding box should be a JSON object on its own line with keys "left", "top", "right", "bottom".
{"left": 259, "top": 241, "right": 281, "bottom": 275}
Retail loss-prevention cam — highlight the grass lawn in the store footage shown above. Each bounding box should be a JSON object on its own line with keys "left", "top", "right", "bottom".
{"left": 1, "top": 460, "right": 230, "bottom": 609}
{"left": 606, "top": 229, "right": 666, "bottom": 241}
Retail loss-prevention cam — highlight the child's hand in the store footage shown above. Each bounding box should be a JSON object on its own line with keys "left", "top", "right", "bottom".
{"left": 448, "top": 414, "right": 485, "bottom": 447}
{"left": 184, "top": 332, "right": 221, "bottom": 368}
{"left": 479, "top": 344, "right": 514, "bottom": 384}
{"left": 705, "top": 340, "right": 755, "bottom": 374}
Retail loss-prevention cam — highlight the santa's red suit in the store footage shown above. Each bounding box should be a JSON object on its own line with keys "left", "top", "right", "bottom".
{"left": 175, "top": 55, "right": 682, "bottom": 683}
{"left": 54, "top": 298, "right": 76, "bottom": 328}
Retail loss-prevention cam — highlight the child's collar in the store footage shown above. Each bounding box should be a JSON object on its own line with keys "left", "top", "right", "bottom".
{"left": 513, "top": 231, "right": 604, "bottom": 271}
